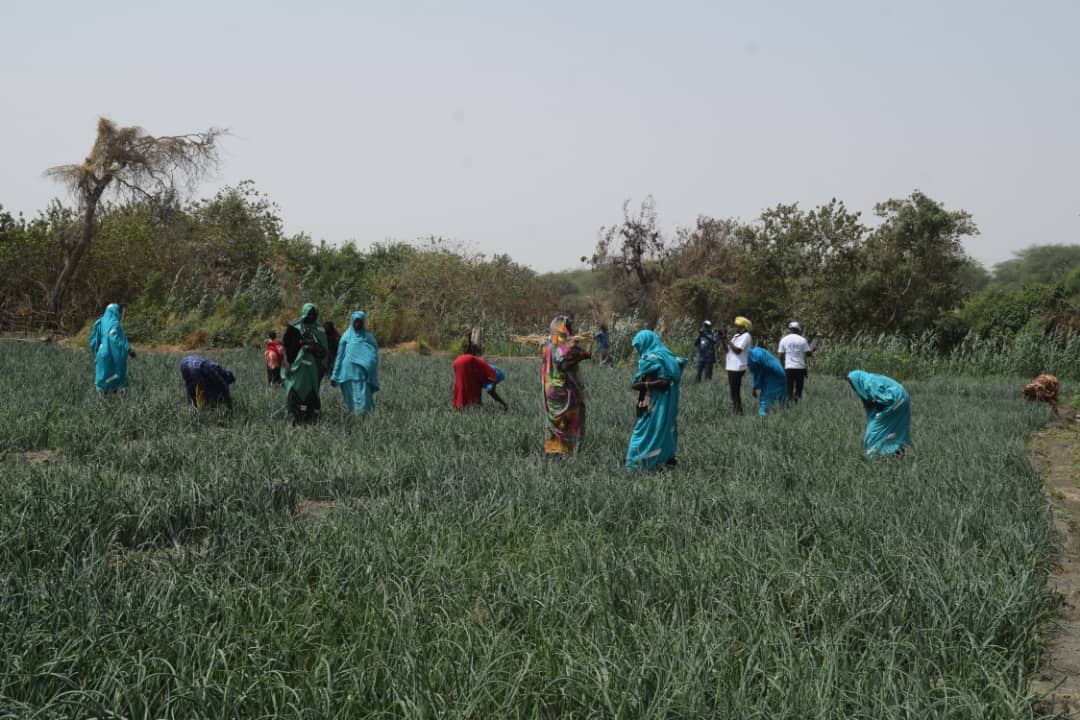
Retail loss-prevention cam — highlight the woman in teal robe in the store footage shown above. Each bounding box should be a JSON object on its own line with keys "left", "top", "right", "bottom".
{"left": 626, "top": 330, "right": 687, "bottom": 470}
{"left": 748, "top": 347, "right": 786, "bottom": 416}
{"left": 89, "top": 303, "right": 132, "bottom": 393}
{"left": 282, "top": 302, "right": 328, "bottom": 424}
{"left": 847, "top": 370, "right": 912, "bottom": 457}
{"left": 331, "top": 310, "right": 380, "bottom": 414}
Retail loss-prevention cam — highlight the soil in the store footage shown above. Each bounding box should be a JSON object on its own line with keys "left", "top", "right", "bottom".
{"left": 5, "top": 449, "right": 63, "bottom": 466}
{"left": 295, "top": 498, "right": 335, "bottom": 523}
{"left": 1029, "top": 403, "right": 1080, "bottom": 716}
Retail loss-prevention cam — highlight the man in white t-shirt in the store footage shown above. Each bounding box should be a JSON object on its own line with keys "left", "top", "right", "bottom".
{"left": 777, "top": 321, "right": 813, "bottom": 402}
{"left": 720, "top": 316, "right": 753, "bottom": 414}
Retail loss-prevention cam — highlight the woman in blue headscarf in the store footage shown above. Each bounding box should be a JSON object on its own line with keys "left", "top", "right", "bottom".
{"left": 748, "top": 347, "right": 786, "bottom": 416}
{"left": 847, "top": 370, "right": 912, "bottom": 457}
{"left": 88, "top": 303, "right": 133, "bottom": 394}
{"left": 626, "top": 330, "right": 688, "bottom": 470}
{"left": 331, "top": 310, "right": 380, "bottom": 414}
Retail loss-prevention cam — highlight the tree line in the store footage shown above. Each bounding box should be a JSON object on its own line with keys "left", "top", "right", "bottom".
{"left": 2, "top": 118, "right": 1079, "bottom": 356}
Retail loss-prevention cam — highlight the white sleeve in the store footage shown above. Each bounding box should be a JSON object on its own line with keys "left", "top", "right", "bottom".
{"left": 732, "top": 334, "right": 750, "bottom": 352}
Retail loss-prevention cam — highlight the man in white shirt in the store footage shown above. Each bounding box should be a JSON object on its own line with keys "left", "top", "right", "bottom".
{"left": 777, "top": 321, "right": 813, "bottom": 402}
{"left": 720, "top": 316, "right": 753, "bottom": 414}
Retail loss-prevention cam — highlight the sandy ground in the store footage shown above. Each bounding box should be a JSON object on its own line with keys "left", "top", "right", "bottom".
{"left": 1030, "top": 402, "right": 1080, "bottom": 716}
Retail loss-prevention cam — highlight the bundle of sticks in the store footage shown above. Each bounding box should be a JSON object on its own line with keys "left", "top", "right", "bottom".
{"left": 510, "top": 332, "right": 594, "bottom": 346}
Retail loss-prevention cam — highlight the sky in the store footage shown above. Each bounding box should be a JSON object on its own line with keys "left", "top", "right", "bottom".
{"left": 2, "top": 0, "right": 1078, "bottom": 273}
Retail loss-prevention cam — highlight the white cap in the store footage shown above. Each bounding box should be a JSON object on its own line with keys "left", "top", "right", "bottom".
{"left": 788, "top": 321, "right": 802, "bottom": 331}
{"left": 703, "top": 320, "right": 712, "bottom": 326}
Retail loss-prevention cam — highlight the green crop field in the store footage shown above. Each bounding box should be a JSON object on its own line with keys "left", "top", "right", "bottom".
{"left": 0, "top": 343, "right": 1060, "bottom": 718}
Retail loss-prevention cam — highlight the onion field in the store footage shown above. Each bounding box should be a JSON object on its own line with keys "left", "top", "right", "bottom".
{"left": 0, "top": 343, "right": 1059, "bottom": 718}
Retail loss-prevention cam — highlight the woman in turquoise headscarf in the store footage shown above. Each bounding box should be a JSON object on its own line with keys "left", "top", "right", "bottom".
{"left": 626, "top": 330, "right": 687, "bottom": 470}
{"left": 331, "top": 310, "right": 380, "bottom": 414}
{"left": 88, "top": 303, "right": 133, "bottom": 394}
{"left": 282, "top": 302, "right": 329, "bottom": 424}
{"left": 847, "top": 370, "right": 912, "bottom": 457}
{"left": 748, "top": 347, "right": 786, "bottom": 416}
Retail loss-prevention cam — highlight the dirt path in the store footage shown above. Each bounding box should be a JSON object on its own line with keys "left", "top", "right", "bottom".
{"left": 1029, "top": 406, "right": 1080, "bottom": 715}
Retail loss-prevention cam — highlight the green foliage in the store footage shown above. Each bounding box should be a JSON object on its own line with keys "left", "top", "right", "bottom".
{"left": 0, "top": 344, "right": 1056, "bottom": 717}
{"left": 993, "top": 244, "right": 1080, "bottom": 289}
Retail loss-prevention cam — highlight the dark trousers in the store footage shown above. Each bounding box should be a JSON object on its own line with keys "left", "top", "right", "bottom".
{"left": 695, "top": 361, "right": 714, "bottom": 383}
{"left": 287, "top": 389, "right": 321, "bottom": 425}
{"left": 786, "top": 368, "right": 807, "bottom": 401}
{"left": 267, "top": 366, "right": 282, "bottom": 385}
{"left": 727, "top": 370, "right": 745, "bottom": 414}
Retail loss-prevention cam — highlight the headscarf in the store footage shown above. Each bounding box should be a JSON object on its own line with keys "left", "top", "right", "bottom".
{"left": 632, "top": 330, "right": 685, "bottom": 383}
{"left": 284, "top": 302, "right": 328, "bottom": 399}
{"left": 89, "top": 303, "right": 125, "bottom": 353}
{"left": 847, "top": 370, "right": 905, "bottom": 409}
{"left": 89, "top": 303, "right": 130, "bottom": 391}
{"left": 332, "top": 310, "right": 380, "bottom": 390}
{"left": 543, "top": 314, "right": 579, "bottom": 387}
{"left": 734, "top": 316, "right": 752, "bottom": 331}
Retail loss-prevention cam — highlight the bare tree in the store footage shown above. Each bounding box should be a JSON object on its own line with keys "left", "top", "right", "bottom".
{"left": 44, "top": 117, "right": 224, "bottom": 324}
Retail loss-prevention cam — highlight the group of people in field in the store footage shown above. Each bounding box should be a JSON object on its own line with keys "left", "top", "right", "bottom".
{"left": 88, "top": 302, "right": 914, "bottom": 465}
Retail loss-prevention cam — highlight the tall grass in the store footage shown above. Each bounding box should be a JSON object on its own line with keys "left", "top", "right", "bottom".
{"left": 811, "top": 330, "right": 1080, "bottom": 381}
{"left": 0, "top": 343, "right": 1058, "bottom": 718}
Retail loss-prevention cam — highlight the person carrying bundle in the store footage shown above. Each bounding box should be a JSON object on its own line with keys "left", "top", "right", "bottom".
{"left": 282, "top": 302, "right": 328, "bottom": 425}
{"left": 847, "top": 370, "right": 912, "bottom": 457}
{"left": 542, "top": 314, "right": 590, "bottom": 456}
{"left": 747, "top": 347, "right": 786, "bottom": 416}
{"left": 626, "top": 330, "right": 687, "bottom": 470}
{"left": 180, "top": 355, "right": 236, "bottom": 410}
{"left": 89, "top": 303, "right": 134, "bottom": 394}
{"left": 330, "top": 310, "right": 380, "bottom": 415}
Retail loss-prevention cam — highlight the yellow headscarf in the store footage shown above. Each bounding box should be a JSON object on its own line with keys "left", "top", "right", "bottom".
{"left": 734, "top": 316, "right": 752, "bottom": 331}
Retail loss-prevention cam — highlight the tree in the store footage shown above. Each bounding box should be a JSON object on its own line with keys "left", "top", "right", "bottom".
{"left": 587, "top": 196, "right": 671, "bottom": 322}
{"left": 855, "top": 191, "right": 978, "bottom": 334}
{"left": 44, "top": 117, "right": 223, "bottom": 325}
{"left": 992, "top": 244, "right": 1080, "bottom": 289}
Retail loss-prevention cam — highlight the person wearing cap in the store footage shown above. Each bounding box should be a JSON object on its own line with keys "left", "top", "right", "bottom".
{"left": 720, "top": 316, "right": 753, "bottom": 414}
{"left": 778, "top": 321, "right": 814, "bottom": 402}
{"left": 693, "top": 320, "right": 719, "bottom": 383}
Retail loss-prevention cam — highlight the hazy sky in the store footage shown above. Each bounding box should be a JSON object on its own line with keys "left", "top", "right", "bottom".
{"left": 2, "top": 1, "right": 1077, "bottom": 273}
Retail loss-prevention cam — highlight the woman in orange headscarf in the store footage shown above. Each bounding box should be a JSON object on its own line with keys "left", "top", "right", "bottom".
{"left": 542, "top": 314, "right": 591, "bottom": 456}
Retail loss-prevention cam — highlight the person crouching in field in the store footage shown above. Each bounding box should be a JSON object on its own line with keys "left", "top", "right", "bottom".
{"left": 453, "top": 339, "right": 507, "bottom": 411}
{"left": 627, "top": 330, "right": 687, "bottom": 470}
{"left": 542, "top": 314, "right": 590, "bottom": 456}
{"left": 330, "top": 310, "right": 380, "bottom": 415}
{"left": 180, "top": 355, "right": 236, "bottom": 411}
{"left": 89, "top": 303, "right": 134, "bottom": 394}
{"left": 1023, "top": 374, "right": 1059, "bottom": 414}
{"left": 748, "top": 347, "right": 786, "bottom": 416}
{"left": 282, "top": 303, "right": 329, "bottom": 425}
{"left": 847, "top": 370, "right": 911, "bottom": 457}
{"left": 264, "top": 332, "right": 284, "bottom": 385}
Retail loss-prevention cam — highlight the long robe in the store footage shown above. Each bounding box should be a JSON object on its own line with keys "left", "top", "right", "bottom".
{"left": 748, "top": 347, "right": 786, "bottom": 416}
{"left": 848, "top": 370, "right": 912, "bottom": 456}
{"left": 282, "top": 302, "right": 328, "bottom": 423}
{"left": 626, "top": 330, "right": 687, "bottom": 470}
{"left": 89, "top": 303, "right": 130, "bottom": 393}
{"left": 542, "top": 315, "right": 588, "bottom": 455}
{"left": 331, "top": 310, "right": 380, "bottom": 414}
